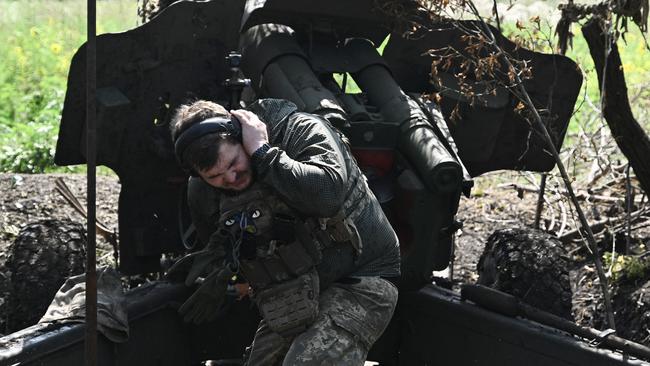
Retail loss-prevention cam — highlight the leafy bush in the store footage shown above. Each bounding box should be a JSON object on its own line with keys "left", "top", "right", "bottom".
{"left": 0, "top": 0, "right": 135, "bottom": 173}
{"left": 604, "top": 252, "right": 650, "bottom": 283}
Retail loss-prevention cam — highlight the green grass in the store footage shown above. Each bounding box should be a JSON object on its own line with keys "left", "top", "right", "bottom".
{"left": 564, "top": 23, "right": 650, "bottom": 127}
{"left": 502, "top": 20, "right": 650, "bottom": 134}
{"left": 0, "top": 0, "right": 136, "bottom": 173}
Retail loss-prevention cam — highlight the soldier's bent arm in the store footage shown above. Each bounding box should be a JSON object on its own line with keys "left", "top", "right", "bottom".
{"left": 252, "top": 113, "right": 349, "bottom": 217}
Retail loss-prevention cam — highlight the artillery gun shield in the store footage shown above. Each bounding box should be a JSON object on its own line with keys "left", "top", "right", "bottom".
{"left": 55, "top": 0, "right": 245, "bottom": 274}
{"left": 384, "top": 20, "right": 583, "bottom": 176}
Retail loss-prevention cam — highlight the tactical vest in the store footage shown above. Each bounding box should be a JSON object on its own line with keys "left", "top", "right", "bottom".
{"left": 216, "top": 182, "right": 360, "bottom": 336}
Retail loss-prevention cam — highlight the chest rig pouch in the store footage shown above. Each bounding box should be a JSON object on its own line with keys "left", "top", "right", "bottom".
{"left": 218, "top": 183, "right": 320, "bottom": 337}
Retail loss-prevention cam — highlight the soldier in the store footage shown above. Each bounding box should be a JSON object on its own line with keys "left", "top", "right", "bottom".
{"left": 169, "top": 98, "right": 400, "bottom": 365}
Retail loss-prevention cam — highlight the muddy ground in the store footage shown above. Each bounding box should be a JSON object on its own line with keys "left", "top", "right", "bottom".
{"left": 1, "top": 172, "right": 649, "bottom": 345}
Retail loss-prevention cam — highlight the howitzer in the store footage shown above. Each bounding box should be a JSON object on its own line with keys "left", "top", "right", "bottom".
{"left": 4, "top": 0, "right": 645, "bottom": 364}
{"left": 53, "top": 0, "right": 579, "bottom": 283}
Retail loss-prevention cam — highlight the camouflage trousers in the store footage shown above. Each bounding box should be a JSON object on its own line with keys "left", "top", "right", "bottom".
{"left": 244, "top": 276, "right": 398, "bottom": 366}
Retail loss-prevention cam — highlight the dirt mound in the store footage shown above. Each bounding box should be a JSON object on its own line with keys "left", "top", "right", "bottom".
{"left": 0, "top": 173, "right": 120, "bottom": 335}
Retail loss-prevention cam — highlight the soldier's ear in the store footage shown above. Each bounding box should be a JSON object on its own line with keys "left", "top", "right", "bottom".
{"left": 173, "top": 116, "right": 242, "bottom": 174}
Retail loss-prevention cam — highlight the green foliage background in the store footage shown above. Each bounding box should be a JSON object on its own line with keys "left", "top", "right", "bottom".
{"left": 0, "top": 0, "right": 648, "bottom": 173}
{"left": 0, "top": 0, "right": 136, "bottom": 173}
{"left": 504, "top": 20, "right": 650, "bottom": 134}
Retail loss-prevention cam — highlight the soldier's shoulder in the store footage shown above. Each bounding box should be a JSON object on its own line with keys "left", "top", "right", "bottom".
{"left": 248, "top": 98, "right": 298, "bottom": 123}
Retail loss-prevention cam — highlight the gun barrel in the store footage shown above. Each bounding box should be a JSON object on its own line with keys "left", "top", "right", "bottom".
{"left": 348, "top": 40, "right": 462, "bottom": 193}
{"left": 239, "top": 24, "right": 347, "bottom": 124}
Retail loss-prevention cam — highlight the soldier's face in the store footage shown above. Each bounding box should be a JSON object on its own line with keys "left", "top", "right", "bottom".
{"left": 198, "top": 141, "right": 253, "bottom": 191}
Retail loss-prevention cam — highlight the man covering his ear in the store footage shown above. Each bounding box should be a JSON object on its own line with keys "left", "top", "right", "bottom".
{"left": 169, "top": 98, "right": 400, "bottom": 365}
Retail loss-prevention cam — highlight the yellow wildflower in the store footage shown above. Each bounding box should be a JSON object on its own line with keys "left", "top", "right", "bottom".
{"left": 57, "top": 57, "right": 70, "bottom": 74}
{"left": 29, "top": 26, "right": 39, "bottom": 37}
{"left": 13, "top": 46, "right": 27, "bottom": 68}
{"left": 50, "top": 43, "right": 62, "bottom": 54}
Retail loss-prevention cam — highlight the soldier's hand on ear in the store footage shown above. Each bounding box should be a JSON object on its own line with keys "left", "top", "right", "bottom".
{"left": 231, "top": 109, "right": 269, "bottom": 156}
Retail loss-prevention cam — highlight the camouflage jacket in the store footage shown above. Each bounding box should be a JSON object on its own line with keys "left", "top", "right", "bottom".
{"left": 187, "top": 98, "right": 400, "bottom": 285}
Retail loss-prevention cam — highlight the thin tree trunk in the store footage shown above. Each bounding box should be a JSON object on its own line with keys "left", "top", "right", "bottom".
{"left": 582, "top": 19, "right": 650, "bottom": 194}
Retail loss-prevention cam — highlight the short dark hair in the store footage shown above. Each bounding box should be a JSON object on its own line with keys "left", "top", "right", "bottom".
{"left": 170, "top": 100, "right": 238, "bottom": 172}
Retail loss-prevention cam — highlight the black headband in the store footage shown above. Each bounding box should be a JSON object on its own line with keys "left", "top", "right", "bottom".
{"left": 174, "top": 116, "right": 242, "bottom": 162}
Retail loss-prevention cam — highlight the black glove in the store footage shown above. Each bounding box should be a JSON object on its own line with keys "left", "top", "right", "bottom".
{"left": 166, "top": 230, "right": 229, "bottom": 286}
{"left": 179, "top": 266, "right": 234, "bottom": 324}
